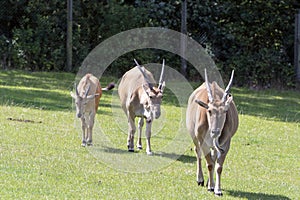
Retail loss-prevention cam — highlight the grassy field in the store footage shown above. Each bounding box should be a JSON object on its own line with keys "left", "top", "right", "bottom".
{"left": 0, "top": 70, "right": 299, "bottom": 199}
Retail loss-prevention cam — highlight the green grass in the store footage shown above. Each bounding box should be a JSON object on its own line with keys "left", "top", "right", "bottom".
{"left": 0, "top": 70, "right": 299, "bottom": 199}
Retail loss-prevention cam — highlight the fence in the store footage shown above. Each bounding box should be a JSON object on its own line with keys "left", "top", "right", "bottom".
{"left": 295, "top": 9, "right": 300, "bottom": 84}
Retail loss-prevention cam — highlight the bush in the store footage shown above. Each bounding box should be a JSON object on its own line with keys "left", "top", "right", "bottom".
{"left": 0, "top": 0, "right": 298, "bottom": 88}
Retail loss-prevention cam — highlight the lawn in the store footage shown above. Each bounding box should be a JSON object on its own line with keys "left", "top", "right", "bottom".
{"left": 0, "top": 70, "right": 299, "bottom": 199}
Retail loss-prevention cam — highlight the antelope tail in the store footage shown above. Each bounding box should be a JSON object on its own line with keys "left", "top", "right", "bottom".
{"left": 102, "top": 82, "right": 115, "bottom": 91}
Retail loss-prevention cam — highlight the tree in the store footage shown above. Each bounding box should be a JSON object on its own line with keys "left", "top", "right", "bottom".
{"left": 0, "top": 0, "right": 298, "bottom": 87}
{"left": 0, "top": 0, "right": 29, "bottom": 69}
{"left": 187, "top": 0, "right": 297, "bottom": 87}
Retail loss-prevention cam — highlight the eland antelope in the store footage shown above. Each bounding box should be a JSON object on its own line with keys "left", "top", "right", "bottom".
{"left": 118, "top": 59, "right": 165, "bottom": 155}
{"left": 71, "top": 73, "right": 114, "bottom": 147}
{"left": 186, "top": 69, "right": 239, "bottom": 196}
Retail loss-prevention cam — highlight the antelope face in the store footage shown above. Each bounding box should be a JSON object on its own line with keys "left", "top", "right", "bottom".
{"left": 71, "top": 94, "right": 87, "bottom": 118}
{"left": 71, "top": 92, "right": 98, "bottom": 118}
{"left": 149, "top": 88, "right": 163, "bottom": 119}
{"left": 196, "top": 95, "right": 233, "bottom": 139}
{"left": 74, "top": 96, "right": 86, "bottom": 118}
{"left": 134, "top": 58, "right": 166, "bottom": 121}
{"left": 207, "top": 102, "right": 228, "bottom": 138}
{"left": 195, "top": 68, "right": 235, "bottom": 153}
{"left": 143, "top": 86, "right": 164, "bottom": 121}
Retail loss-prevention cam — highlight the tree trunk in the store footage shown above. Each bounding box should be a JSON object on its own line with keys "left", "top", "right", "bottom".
{"left": 180, "top": 0, "right": 187, "bottom": 77}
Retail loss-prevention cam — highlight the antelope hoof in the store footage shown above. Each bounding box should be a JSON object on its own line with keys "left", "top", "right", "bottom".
{"left": 81, "top": 141, "right": 87, "bottom": 147}
{"left": 215, "top": 192, "right": 223, "bottom": 196}
{"left": 128, "top": 146, "right": 134, "bottom": 152}
{"left": 137, "top": 145, "right": 143, "bottom": 150}
{"left": 146, "top": 151, "right": 153, "bottom": 156}
{"left": 208, "top": 188, "right": 214, "bottom": 192}
{"left": 197, "top": 181, "right": 204, "bottom": 187}
{"left": 87, "top": 140, "right": 93, "bottom": 146}
{"left": 214, "top": 190, "right": 223, "bottom": 196}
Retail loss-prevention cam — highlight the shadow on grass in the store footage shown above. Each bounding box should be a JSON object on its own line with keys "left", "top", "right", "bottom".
{"left": 0, "top": 85, "right": 117, "bottom": 112}
{"left": 1, "top": 70, "right": 299, "bottom": 123}
{"left": 0, "top": 70, "right": 74, "bottom": 111}
{"left": 177, "top": 154, "right": 196, "bottom": 163}
{"left": 226, "top": 189, "right": 291, "bottom": 200}
{"left": 0, "top": 69, "right": 171, "bottom": 110}
{"left": 153, "top": 152, "right": 196, "bottom": 163}
{"left": 99, "top": 145, "right": 196, "bottom": 164}
{"left": 0, "top": 70, "right": 74, "bottom": 90}
{"left": 233, "top": 88, "right": 300, "bottom": 123}
{"left": 0, "top": 70, "right": 118, "bottom": 111}
{"left": 94, "top": 145, "right": 135, "bottom": 154}
{"left": 0, "top": 87, "right": 71, "bottom": 111}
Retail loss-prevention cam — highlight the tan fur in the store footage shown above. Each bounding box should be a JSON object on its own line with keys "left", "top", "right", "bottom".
{"left": 186, "top": 80, "right": 238, "bottom": 196}
{"left": 71, "top": 74, "right": 102, "bottom": 146}
{"left": 118, "top": 66, "right": 164, "bottom": 154}
{"left": 77, "top": 73, "right": 102, "bottom": 112}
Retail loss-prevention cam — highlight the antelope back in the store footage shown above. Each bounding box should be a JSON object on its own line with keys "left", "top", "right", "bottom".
{"left": 119, "top": 66, "right": 156, "bottom": 100}
{"left": 76, "top": 74, "right": 101, "bottom": 114}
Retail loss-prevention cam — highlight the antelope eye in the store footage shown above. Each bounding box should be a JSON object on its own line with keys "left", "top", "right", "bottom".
{"left": 208, "top": 110, "right": 212, "bottom": 115}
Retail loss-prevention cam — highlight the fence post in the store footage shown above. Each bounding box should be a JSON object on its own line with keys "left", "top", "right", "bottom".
{"left": 295, "top": 9, "right": 300, "bottom": 86}
{"left": 180, "top": 0, "right": 187, "bottom": 77}
{"left": 66, "top": 0, "right": 73, "bottom": 72}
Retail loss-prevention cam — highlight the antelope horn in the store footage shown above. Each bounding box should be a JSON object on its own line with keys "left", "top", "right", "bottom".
{"left": 158, "top": 59, "right": 165, "bottom": 90}
{"left": 134, "top": 58, "right": 141, "bottom": 68}
{"left": 75, "top": 83, "right": 79, "bottom": 96}
{"left": 134, "top": 59, "right": 154, "bottom": 90}
{"left": 222, "top": 70, "right": 234, "bottom": 102}
{"left": 85, "top": 84, "right": 91, "bottom": 98}
{"left": 205, "top": 68, "right": 214, "bottom": 103}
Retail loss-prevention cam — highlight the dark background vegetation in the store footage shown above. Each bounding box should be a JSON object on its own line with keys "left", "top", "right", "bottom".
{"left": 0, "top": 0, "right": 299, "bottom": 88}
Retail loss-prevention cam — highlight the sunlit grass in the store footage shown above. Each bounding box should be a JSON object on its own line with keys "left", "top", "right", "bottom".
{"left": 0, "top": 70, "right": 299, "bottom": 199}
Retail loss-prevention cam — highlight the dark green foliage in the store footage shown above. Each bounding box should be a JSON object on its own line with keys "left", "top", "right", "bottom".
{"left": 0, "top": 0, "right": 67, "bottom": 71}
{"left": 0, "top": 0, "right": 298, "bottom": 88}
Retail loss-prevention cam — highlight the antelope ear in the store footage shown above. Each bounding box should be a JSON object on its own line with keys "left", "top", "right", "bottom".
{"left": 142, "top": 84, "right": 150, "bottom": 96}
{"left": 195, "top": 99, "right": 209, "bottom": 109}
{"left": 94, "top": 93, "right": 100, "bottom": 97}
{"left": 86, "top": 94, "right": 98, "bottom": 100}
{"left": 224, "top": 94, "right": 233, "bottom": 110}
{"left": 70, "top": 91, "right": 76, "bottom": 99}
